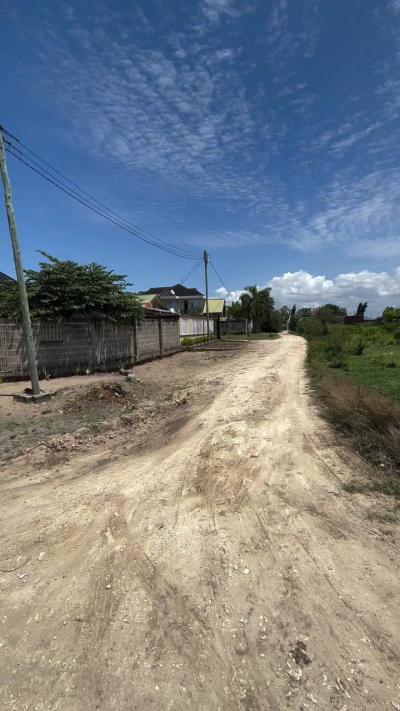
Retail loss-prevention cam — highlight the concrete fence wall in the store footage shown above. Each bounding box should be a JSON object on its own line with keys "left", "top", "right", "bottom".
{"left": 179, "top": 316, "right": 215, "bottom": 339}
{"left": 0, "top": 316, "right": 180, "bottom": 379}
{"left": 220, "top": 319, "right": 250, "bottom": 335}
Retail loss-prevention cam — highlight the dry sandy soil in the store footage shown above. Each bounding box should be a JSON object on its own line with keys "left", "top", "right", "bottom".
{"left": 0, "top": 335, "right": 399, "bottom": 711}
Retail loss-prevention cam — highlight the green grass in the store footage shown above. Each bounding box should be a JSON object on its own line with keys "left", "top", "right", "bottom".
{"left": 181, "top": 335, "right": 216, "bottom": 346}
{"left": 304, "top": 323, "right": 400, "bottom": 497}
{"left": 307, "top": 324, "right": 400, "bottom": 403}
{"left": 222, "top": 332, "right": 279, "bottom": 341}
{"left": 343, "top": 346, "right": 400, "bottom": 402}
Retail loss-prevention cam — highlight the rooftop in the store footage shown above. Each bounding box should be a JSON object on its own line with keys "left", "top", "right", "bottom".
{"left": 203, "top": 299, "right": 225, "bottom": 314}
{"left": 0, "top": 272, "right": 15, "bottom": 283}
{"left": 141, "top": 283, "right": 203, "bottom": 297}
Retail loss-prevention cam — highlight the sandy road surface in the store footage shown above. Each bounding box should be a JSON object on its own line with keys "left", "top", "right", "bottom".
{"left": 1, "top": 335, "right": 399, "bottom": 710}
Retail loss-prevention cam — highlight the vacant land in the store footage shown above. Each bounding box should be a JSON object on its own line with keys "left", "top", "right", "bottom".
{"left": 0, "top": 350, "right": 240, "bottom": 467}
{"left": 0, "top": 335, "right": 399, "bottom": 710}
{"left": 304, "top": 324, "right": 400, "bottom": 486}
{"left": 308, "top": 323, "right": 400, "bottom": 402}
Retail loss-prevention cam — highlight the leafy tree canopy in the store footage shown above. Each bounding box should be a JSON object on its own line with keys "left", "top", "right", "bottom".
{"left": 228, "top": 285, "right": 283, "bottom": 332}
{"left": 383, "top": 306, "right": 400, "bottom": 322}
{"left": 0, "top": 252, "right": 144, "bottom": 321}
{"left": 356, "top": 301, "right": 368, "bottom": 318}
{"left": 317, "top": 303, "right": 346, "bottom": 323}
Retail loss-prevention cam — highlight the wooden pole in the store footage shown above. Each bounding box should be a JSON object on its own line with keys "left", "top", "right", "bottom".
{"left": 0, "top": 129, "right": 40, "bottom": 396}
{"left": 203, "top": 250, "right": 210, "bottom": 342}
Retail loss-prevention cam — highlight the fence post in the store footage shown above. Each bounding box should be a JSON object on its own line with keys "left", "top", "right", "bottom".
{"left": 132, "top": 320, "right": 137, "bottom": 363}
{"left": 158, "top": 317, "right": 163, "bottom": 355}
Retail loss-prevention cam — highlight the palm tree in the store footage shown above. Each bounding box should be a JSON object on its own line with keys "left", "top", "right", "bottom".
{"left": 241, "top": 285, "right": 274, "bottom": 331}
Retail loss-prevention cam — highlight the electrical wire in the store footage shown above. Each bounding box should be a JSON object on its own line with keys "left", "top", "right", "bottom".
{"left": 1, "top": 126, "right": 200, "bottom": 260}
{"left": 5, "top": 140, "right": 197, "bottom": 259}
{"left": 5, "top": 146, "right": 199, "bottom": 260}
{"left": 180, "top": 259, "right": 202, "bottom": 285}
{"left": 2, "top": 126, "right": 199, "bottom": 257}
{"left": 209, "top": 259, "right": 232, "bottom": 296}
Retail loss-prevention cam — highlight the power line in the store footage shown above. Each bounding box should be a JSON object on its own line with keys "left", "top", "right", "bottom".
{"left": 7, "top": 140, "right": 198, "bottom": 258}
{"left": 6, "top": 145, "right": 199, "bottom": 260}
{"left": 209, "top": 259, "right": 232, "bottom": 297}
{"left": 180, "top": 259, "right": 202, "bottom": 285}
{"left": 2, "top": 125, "right": 199, "bottom": 257}
{"left": 1, "top": 126, "right": 200, "bottom": 260}
{"left": 5, "top": 139, "right": 197, "bottom": 259}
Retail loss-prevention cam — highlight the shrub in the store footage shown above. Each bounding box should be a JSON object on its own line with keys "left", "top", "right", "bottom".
{"left": 299, "top": 318, "right": 327, "bottom": 338}
{"left": 0, "top": 252, "right": 144, "bottom": 321}
{"left": 181, "top": 335, "right": 211, "bottom": 346}
{"left": 350, "top": 339, "right": 366, "bottom": 356}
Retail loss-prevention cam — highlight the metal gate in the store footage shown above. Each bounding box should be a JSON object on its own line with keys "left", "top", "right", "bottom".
{"left": 0, "top": 323, "right": 11, "bottom": 374}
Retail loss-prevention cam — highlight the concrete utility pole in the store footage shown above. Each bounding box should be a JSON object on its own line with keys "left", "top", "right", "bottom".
{"left": 203, "top": 249, "right": 210, "bottom": 342}
{"left": 0, "top": 128, "right": 41, "bottom": 397}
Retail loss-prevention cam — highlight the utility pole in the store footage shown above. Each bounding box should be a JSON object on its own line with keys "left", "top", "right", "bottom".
{"left": 0, "top": 128, "right": 41, "bottom": 397}
{"left": 203, "top": 249, "right": 210, "bottom": 342}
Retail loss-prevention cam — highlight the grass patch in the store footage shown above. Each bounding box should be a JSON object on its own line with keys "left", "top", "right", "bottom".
{"left": 222, "top": 332, "right": 279, "bottom": 341}
{"left": 307, "top": 324, "right": 400, "bottom": 402}
{"left": 305, "top": 323, "right": 400, "bottom": 497}
{"left": 365, "top": 507, "right": 400, "bottom": 523}
{"left": 343, "top": 348, "right": 400, "bottom": 402}
{"left": 181, "top": 335, "right": 214, "bottom": 346}
{"left": 343, "top": 477, "right": 400, "bottom": 499}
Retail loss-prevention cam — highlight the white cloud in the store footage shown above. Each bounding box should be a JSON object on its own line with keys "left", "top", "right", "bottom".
{"left": 215, "top": 286, "right": 240, "bottom": 302}
{"left": 202, "top": 0, "right": 242, "bottom": 24}
{"left": 214, "top": 48, "right": 235, "bottom": 61}
{"left": 269, "top": 268, "right": 400, "bottom": 314}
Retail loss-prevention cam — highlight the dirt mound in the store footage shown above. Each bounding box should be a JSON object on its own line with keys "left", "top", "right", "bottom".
{"left": 64, "top": 382, "right": 135, "bottom": 413}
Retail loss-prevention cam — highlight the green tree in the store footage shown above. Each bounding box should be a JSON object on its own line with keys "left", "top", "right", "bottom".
{"left": 383, "top": 306, "right": 400, "bottom": 323}
{"left": 288, "top": 305, "right": 297, "bottom": 331}
{"left": 242, "top": 285, "right": 275, "bottom": 331}
{"left": 297, "top": 307, "right": 312, "bottom": 318}
{"left": 317, "top": 303, "right": 346, "bottom": 325}
{"left": 280, "top": 305, "right": 290, "bottom": 324}
{"left": 356, "top": 301, "right": 368, "bottom": 318}
{"left": 228, "top": 286, "right": 284, "bottom": 332}
{"left": 228, "top": 300, "right": 245, "bottom": 319}
{"left": 0, "top": 252, "right": 144, "bottom": 321}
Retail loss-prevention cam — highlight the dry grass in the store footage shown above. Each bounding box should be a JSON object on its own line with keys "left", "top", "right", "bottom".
{"left": 314, "top": 373, "right": 400, "bottom": 497}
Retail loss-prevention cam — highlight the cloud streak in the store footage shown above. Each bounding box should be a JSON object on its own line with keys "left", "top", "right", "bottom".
{"left": 8, "top": 0, "right": 400, "bottom": 264}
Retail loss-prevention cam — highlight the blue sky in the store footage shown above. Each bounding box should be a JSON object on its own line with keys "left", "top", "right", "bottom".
{"left": 1, "top": 0, "right": 400, "bottom": 313}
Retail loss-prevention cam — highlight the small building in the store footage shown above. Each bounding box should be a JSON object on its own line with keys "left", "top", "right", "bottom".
{"left": 140, "top": 284, "right": 204, "bottom": 315}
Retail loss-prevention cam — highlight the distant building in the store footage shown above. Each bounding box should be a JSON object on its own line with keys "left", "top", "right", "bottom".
{"left": 0, "top": 272, "right": 15, "bottom": 284}
{"left": 140, "top": 284, "right": 204, "bottom": 315}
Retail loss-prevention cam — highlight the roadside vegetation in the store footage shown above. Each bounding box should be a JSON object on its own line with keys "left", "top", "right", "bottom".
{"left": 228, "top": 285, "right": 287, "bottom": 332}
{"left": 290, "top": 304, "right": 400, "bottom": 497}
{"left": 222, "top": 332, "right": 279, "bottom": 341}
{"left": 0, "top": 251, "right": 144, "bottom": 321}
{"left": 181, "top": 335, "right": 213, "bottom": 346}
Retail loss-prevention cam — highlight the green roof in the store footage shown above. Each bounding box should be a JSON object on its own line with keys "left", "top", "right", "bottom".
{"left": 203, "top": 299, "right": 225, "bottom": 314}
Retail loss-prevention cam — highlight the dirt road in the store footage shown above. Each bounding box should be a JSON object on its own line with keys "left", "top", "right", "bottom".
{"left": 1, "top": 335, "right": 399, "bottom": 710}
